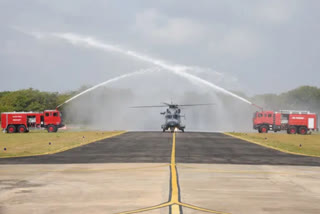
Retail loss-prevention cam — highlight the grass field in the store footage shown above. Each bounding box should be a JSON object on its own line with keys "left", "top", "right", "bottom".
{"left": 0, "top": 130, "right": 125, "bottom": 158}
{"left": 226, "top": 132, "right": 320, "bottom": 157}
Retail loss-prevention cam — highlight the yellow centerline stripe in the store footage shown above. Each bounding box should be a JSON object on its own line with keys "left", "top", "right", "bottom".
{"left": 170, "top": 132, "right": 181, "bottom": 214}
{"left": 171, "top": 204, "right": 180, "bottom": 213}
{"left": 170, "top": 133, "right": 179, "bottom": 203}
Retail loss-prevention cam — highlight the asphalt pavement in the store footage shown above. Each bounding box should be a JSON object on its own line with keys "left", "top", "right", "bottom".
{"left": 0, "top": 132, "right": 320, "bottom": 165}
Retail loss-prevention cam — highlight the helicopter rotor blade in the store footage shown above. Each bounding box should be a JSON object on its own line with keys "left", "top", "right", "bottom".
{"left": 162, "top": 102, "right": 172, "bottom": 106}
{"left": 130, "top": 105, "right": 167, "bottom": 108}
{"left": 130, "top": 103, "right": 215, "bottom": 108}
{"left": 177, "top": 103, "right": 216, "bottom": 107}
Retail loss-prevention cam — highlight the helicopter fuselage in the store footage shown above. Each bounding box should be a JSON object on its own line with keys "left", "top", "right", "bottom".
{"left": 161, "top": 107, "right": 185, "bottom": 132}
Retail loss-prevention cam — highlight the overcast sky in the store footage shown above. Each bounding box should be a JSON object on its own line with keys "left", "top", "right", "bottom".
{"left": 1, "top": 0, "right": 319, "bottom": 95}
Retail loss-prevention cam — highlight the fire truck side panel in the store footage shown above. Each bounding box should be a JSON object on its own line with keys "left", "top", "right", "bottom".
{"left": 289, "top": 114, "right": 307, "bottom": 127}
{"left": 289, "top": 114, "right": 317, "bottom": 129}
{"left": 275, "top": 113, "right": 282, "bottom": 126}
{"left": 1, "top": 113, "right": 28, "bottom": 129}
{"left": 311, "top": 114, "right": 317, "bottom": 130}
{"left": 37, "top": 114, "right": 42, "bottom": 126}
{"left": 308, "top": 117, "right": 315, "bottom": 129}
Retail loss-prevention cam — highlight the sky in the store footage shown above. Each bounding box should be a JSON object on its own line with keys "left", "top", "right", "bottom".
{"left": 1, "top": 0, "right": 320, "bottom": 95}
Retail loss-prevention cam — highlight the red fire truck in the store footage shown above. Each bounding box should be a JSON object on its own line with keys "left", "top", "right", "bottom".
{"left": 1, "top": 110, "right": 64, "bottom": 133}
{"left": 253, "top": 110, "right": 318, "bottom": 134}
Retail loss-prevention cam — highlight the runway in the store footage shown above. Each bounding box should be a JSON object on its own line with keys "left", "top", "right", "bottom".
{"left": 1, "top": 132, "right": 320, "bottom": 214}
{"left": 0, "top": 132, "right": 320, "bottom": 165}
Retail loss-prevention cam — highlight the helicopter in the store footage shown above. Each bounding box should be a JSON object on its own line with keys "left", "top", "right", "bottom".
{"left": 131, "top": 102, "right": 214, "bottom": 132}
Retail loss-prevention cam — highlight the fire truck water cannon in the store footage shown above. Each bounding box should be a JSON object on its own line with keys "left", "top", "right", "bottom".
{"left": 251, "top": 103, "right": 263, "bottom": 111}
{"left": 253, "top": 110, "right": 318, "bottom": 134}
{"left": 1, "top": 110, "right": 64, "bottom": 133}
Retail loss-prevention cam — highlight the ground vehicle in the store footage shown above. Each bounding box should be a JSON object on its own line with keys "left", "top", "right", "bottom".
{"left": 253, "top": 110, "right": 318, "bottom": 134}
{"left": 1, "top": 110, "right": 64, "bottom": 133}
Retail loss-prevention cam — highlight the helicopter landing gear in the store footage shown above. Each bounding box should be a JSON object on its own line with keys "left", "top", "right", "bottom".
{"left": 181, "top": 129, "right": 184, "bottom": 133}
{"left": 163, "top": 129, "right": 166, "bottom": 132}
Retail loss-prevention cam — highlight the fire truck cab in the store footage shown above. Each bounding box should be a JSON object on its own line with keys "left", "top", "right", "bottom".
{"left": 1, "top": 110, "right": 64, "bottom": 133}
{"left": 253, "top": 110, "right": 318, "bottom": 134}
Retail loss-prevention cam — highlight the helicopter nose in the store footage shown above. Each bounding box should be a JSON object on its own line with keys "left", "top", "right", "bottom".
{"left": 169, "top": 121, "right": 176, "bottom": 126}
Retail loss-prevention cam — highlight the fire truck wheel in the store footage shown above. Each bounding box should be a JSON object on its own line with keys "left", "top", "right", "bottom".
{"left": 298, "top": 127, "right": 308, "bottom": 135}
{"left": 18, "top": 125, "right": 26, "bottom": 133}
{"left": 7, "top": 125, "right": 16, "bottom": 133}
{"left": 259, "top": 126, "right": 268, "bottom": 133}
{"left": 289, "top": 126, "right": 297, "bottom": 134}
{"left": 47, "top": 125, "right": 57, "bottom": 133}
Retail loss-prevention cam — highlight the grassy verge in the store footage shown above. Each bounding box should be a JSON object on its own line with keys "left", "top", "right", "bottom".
{"left": 0, "top": 130, "right": 125, "bottom": 158}
{"left": 225, "top": 132, "right": 320, "bottom": 157}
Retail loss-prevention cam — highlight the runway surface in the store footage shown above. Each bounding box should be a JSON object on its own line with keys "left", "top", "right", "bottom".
{"left": 0, "top": 132, "right": 320, "bottom": 165}
{"left": 1, "top": 132, "right": 320, "bottom": 214}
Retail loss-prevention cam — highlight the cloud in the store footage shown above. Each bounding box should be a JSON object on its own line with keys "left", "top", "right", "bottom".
{"left": 254, "top": 0, "right": 298, "bottom": 24}
{"left": 208, "top": 28, "right": 262, "bottom": 58}
{"left": 133, "top": 9, "right": 207, "bottom": 45}
{"left": 1, "top": 0, "right": 319, "bottom": 94}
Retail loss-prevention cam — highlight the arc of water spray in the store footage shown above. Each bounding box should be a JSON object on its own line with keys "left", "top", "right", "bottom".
{"left": 28, "top": 31, "right": 262, "bottom": 109}
{"left": 56, "top": 68, "right": 160, "bottom": 108}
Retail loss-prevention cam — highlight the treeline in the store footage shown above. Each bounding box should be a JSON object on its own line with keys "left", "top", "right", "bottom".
{"left": 0, "top": 85, "right": 319, "bottom": 115}
{"left": 252, "top": 86, "right": 320, "bottom": 112}
{"left": 0, "top": 88, "right": 73, "bottom": 114}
